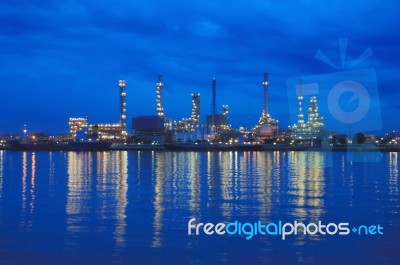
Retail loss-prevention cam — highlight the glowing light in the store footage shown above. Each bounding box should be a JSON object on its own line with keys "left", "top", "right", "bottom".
{"left": 119, "top": 80, "right": 126, "bottom": 88}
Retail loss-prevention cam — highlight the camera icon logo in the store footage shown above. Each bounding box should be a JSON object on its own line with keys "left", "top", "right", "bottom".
{"left": 286, "top": 38, "right": 382, "bottom": 163}
{"left": 328, "top": 80, "right": 370, "bottom": 124}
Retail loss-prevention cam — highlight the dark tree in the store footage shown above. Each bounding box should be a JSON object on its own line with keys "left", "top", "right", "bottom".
{"left": 353, "top": 132, "right": 365, "bottom": 144}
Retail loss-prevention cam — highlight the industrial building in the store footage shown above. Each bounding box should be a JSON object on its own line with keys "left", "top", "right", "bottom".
{"left": 87, "top": 80, "right": 127, "bottom": 141}
{"left": 88, "top": 123, "right": 122, "bottom": 141}
{"left": 205, "top": 111, "right": 229, "bottom": 130}
{"left": 68, "top": 80, "right": 128, "bottom": 142}
{"left": 132, "top": 115, "right": 166, "bottom": 143}
{"left": 69, "top": 117, "right": 88, "bottom": 141}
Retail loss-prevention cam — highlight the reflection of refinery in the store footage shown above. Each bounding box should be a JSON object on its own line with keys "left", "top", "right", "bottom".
{"left": 66, "top": 151, "right": 128, "bottom": 246}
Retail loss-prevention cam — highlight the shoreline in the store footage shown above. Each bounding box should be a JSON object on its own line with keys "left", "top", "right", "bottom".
{"left": 1, "top": 142, "right": 399, "bottom": 152}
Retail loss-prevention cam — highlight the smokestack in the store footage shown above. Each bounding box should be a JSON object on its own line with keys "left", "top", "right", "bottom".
{"left": 297, "top": 79, "right": 304, "bottom": 126}
{"left": 262, "top": 72, "right": 269, "bottom": 116}
{"left": 212, "top": 78, "right": 216, "bottom": 116}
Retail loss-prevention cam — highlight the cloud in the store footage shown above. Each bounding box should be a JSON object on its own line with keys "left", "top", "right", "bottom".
{"left": 0, "top": 0, "right": 398, "bottom": 132}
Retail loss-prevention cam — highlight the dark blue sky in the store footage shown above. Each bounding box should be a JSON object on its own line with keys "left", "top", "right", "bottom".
{"left": 0, "top": 0, "right": 399, "bottom": 134}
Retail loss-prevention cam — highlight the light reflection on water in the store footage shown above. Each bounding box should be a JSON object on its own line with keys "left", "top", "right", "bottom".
{"left": 389, "top": 152, "right": 399, "bottom": 196}
{"left": 20, "top": 151, "right": 36, "bottom": 230}
{"left": 0, "top": 151, "right": 3, "bottom": 198}
{"left": 66, "top": 152, "right": 128, "bottom": 248}
{"left": 152, "top": 151, "right": 165, "bottom": 248}
{"left": 0, "top": 151, "right": 398, "bottom": 264}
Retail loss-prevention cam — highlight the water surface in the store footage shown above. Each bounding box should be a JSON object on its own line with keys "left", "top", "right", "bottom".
{"left": 0, "top": 151, "right": 399, "bottom": 264}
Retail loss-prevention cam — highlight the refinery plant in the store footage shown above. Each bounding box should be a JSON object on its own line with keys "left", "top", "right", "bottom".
{"left": 7, "top": 71, "right": 397, "bottom": 151}
{"left": 62, "top": 72, "right": 329, "bottom": 150}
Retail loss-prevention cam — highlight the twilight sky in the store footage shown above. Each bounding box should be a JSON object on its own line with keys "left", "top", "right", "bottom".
{"left": 0, "top": 0, "right": 399, "bottom": 134}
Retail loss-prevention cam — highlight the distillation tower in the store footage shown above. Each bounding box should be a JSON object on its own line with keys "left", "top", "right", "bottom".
{"left": 297, "top": 79, "right": 305, "bottom": 129}
{"left": 174, "top": 93, "right": 201, "bottom": 132}
{"left": 306, "top": 96, "right": 324, "bottom": 132}
{"left": 119, "top": 80, "right": 127, "bottom": 140}
{"left": 292, "top": 79, "right": 324, "bottom": 137}
{"left": 263, "top": 72, "right": 269, "bottom": 117}
{"left": 191, "top": 93, "right": 200, "bottom": 127}
{"left": 156, "top": 75, "right": 165, "bottom": 118}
